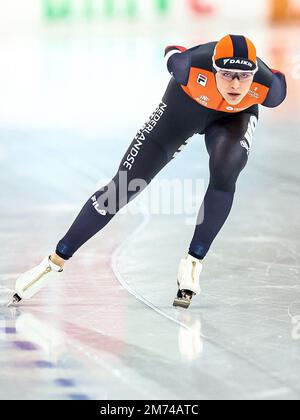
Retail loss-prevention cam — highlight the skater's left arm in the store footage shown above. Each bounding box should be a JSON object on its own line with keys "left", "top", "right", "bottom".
{"left": 262, "top": 69, "right": 287, "bottom": 108}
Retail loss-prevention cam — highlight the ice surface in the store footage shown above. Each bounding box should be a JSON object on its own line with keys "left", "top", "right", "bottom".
{"left": 0, "top": 24, "right": 299, "bottom": 400}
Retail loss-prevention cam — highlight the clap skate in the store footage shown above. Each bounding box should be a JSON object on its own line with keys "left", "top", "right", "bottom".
{"left": 173, "top": 254, "right": 203, "bottom": 309}
{"left": 7, "top": 255, "right": 63, "bottom": 307}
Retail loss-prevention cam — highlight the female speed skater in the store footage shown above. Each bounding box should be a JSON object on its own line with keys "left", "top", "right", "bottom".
{"left": 9, "top": 34, "right": 287, "bottom": 309}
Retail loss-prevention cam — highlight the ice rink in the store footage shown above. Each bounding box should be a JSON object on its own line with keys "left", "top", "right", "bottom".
{"left": 0, "top": 18, "right": 300, "bottom": 400}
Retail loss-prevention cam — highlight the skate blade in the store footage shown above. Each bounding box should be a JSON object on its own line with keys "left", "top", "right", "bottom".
{"left": 173, "top": 297, "right": 191, "bottom": 309}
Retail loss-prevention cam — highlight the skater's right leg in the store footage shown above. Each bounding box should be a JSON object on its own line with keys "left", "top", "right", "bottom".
{"left": 10, "top": 134, "right": 172, "bottom": 305}
{"left": 55, "top": 138, "right": 169, "bottom": 261}
{"left": 10, "top": 79, "right": 203, "bottom": 305}
{"left": 55, "top": 80, "right": 202, "bottom": 261}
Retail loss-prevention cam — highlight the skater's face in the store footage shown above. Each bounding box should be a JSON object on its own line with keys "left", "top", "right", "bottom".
{"left": 215, "top": 70, "right": 254, "bottom": 105}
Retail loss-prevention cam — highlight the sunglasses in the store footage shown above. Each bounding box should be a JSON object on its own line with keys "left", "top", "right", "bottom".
{"left": 218, "top": 70, "right": 255, "bottom": 82}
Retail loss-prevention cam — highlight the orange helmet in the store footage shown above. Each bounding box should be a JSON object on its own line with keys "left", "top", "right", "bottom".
{"left": 213, "top": 34, "right": 258, "bottom": 72}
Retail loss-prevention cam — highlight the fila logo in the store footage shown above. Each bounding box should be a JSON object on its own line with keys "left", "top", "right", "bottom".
{"left": 245, "top": 115, "right": 258, "bottom": 147}
{"left": 91, "top": 195, "right": 107, "bottom": 216}
{"left": 240, "top": 115, "right": 258, "bottom": 153}
{"left": 223, "top": 59, "right": 253, "bottom": 68}
{"left": 197, "top": 73, "right": 208, "bottom": 87}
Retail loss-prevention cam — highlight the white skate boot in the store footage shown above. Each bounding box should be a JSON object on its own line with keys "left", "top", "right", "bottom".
{"left": 7, "top": 255, "right": 63, "bottom": 307}
{"left": 173, "top": 254, "right": 203, "bottom": 309}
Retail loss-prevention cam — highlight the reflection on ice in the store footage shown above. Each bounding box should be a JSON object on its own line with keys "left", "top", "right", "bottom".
{"left": 15, "top": 312, "right": 66, "bottom": 361}
{"left": 0, "top": 286, "right": 15, "bottom": 307}
{"left": 177, "top": 311, "right": 203, "bottom": 360}
{"left": 288, "top": 302, "right": 300, "bottom": 341}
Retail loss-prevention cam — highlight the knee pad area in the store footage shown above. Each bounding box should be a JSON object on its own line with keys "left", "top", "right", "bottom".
{"left": 209, "top": 166, "right": 239, "bottom": 193}
{"left": 209, "top": 151, "right": 247, "bottom": 192}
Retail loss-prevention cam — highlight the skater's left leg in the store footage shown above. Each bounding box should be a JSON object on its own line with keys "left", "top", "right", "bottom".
{"left": 175, "top": 112, "right": 258, "bottom": 308}
{"left": 188, "top": 112, "right": 258, "bottom": 260}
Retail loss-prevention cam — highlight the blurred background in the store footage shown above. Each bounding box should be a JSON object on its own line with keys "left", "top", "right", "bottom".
{"left": 0, "top": 0, "right": 299, "bottom": 207}
{"left": 0, "top": 0, "right": 299, "bottom": 218}
{"left": 0, "top": 0, "right": 299, "bottom": 133}
{"left": 0, "top": 0, "right": 300, "bottom": 400}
